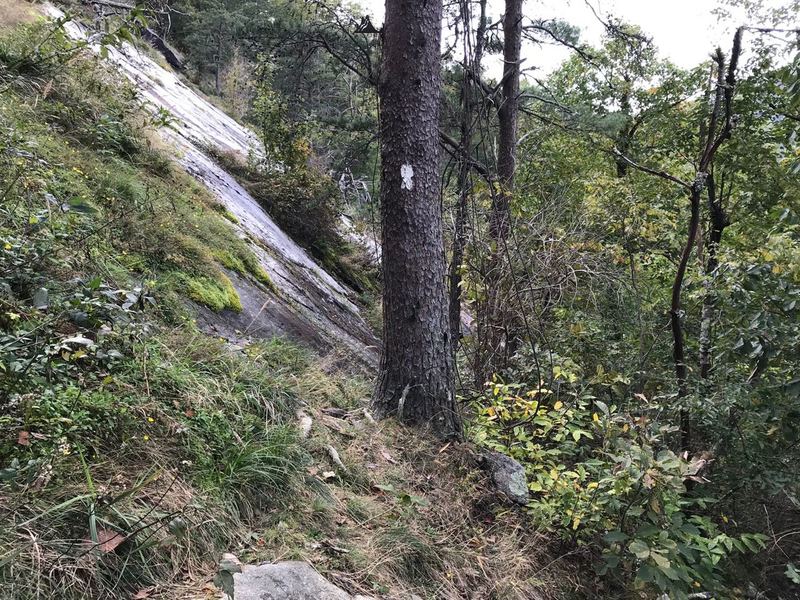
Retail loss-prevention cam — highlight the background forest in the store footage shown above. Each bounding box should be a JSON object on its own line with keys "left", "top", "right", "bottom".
{"left": 1, "top": 0, "right": 799, "bottom": 598}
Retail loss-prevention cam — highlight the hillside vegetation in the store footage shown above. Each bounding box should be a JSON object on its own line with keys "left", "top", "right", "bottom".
{"left": 2, "top": 1, "right": 800, "bottom": 599}
{"left": 0, "top": 6, "right": 555, "bottom": 600}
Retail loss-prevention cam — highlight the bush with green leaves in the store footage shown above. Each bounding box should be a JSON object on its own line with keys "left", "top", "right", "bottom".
{"left": 469, "top": 372, "right": 767, "bottom": 598}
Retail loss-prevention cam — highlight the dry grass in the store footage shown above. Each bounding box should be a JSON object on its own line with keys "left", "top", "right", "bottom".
{"left": 234, "top": 404, "right": 581, "bottom": 600}
{"left": 0, "top": 0, "right": 39, "bottom": 29}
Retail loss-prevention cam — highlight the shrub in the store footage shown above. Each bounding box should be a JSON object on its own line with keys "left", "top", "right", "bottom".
{"left": 470, "top": 376, "right": 767, "bottom": 598}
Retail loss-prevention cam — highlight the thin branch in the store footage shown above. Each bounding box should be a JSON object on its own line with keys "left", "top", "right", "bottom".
{"left": 611, "top": 150, "right": 691, "bottom": 189}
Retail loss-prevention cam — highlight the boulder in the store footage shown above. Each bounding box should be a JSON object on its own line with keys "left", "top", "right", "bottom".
{"left": 481, "top": 451, "right": 530, "bottom": 505}
{"left": 230, "top": 561, "right": 373, "bottom": 600}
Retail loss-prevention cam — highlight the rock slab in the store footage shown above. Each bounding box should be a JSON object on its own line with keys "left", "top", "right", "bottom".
{"left": 231, "top": 561, "right": 372, "bottom": 600}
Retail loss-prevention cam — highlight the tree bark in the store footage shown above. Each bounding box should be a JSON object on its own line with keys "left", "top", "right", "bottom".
{"left": 495, "top": 0, "right": 522, "bottom": 202}
{"left": 372, "top": 0, "right": 462, "bottom": 439}
{"left": 615, "top": 84, "right": 632, "bottom": 177}
{"left": 673, "top": 178, "right": 703, "bottom": 451}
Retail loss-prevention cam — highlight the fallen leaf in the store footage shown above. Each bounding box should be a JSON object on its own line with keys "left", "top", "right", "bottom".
{"left": 63, "top": 335, "right": 94, "bottom": 347}
{"left": 132, "top": 587, "right": 155, "bottom": 599}
{"left": 96, "top": 528, "right": 126, "bottom": 553}
{"left": 322, "top": 471, "right": 336, "bottom": 480}
{"left": 17, "top": 431, "right": 30, "bottom": 446}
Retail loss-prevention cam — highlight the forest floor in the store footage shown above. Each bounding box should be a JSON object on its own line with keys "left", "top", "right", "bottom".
{"left": 180, "top": 383, "right": 574, "bottom": 600}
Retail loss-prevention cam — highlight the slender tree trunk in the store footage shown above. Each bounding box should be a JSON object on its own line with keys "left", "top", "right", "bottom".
{"left": 372, "top": 0, "right": 462, "bottom": 439}
{"left": 673, "top": 179, "right": 703, "bottom": 451}
{"left": 214, "top": 33, "right": 222, "bottom": 95}
{"left": 449, "top": 0, "right": 487, "bottom": 356}
{"left": 615, "top": 86, "right": 632, "bottom": 177}
{"left": 478, "top": 0, "right": 522, "bottom": 381}
{"left": 495, "top": 0, "right": 522, "bottom": 203}
{"left": 699, "top": 172, "right": 729, "bottom": 379}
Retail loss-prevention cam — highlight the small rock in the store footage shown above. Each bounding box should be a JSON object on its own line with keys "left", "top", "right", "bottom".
{"left": 296, "top": 409, "right": 313, "bottom": 439}
{"left": 219, "top": 553, "right": 242, "bottom": 573}
{"left": 32, "top": 287, "right": 49, "bottom": 310}
{"left": 481, "top": 450, "right": 530, "bottom": 505}
{"left": 216, "top": 553, "right": 242, "bottom": 599}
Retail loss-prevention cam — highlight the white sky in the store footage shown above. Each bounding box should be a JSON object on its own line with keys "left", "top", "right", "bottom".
{"left": 357, "top": 0, "right": 795, "bottom": 77}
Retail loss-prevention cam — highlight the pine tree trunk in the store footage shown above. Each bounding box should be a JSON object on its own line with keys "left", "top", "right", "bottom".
{"left": 372, "top": 0, "right": 462, "bottom": 439}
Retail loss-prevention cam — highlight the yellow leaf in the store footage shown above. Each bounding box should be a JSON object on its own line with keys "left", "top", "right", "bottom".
{"left": 649, "top": 497, "right": 661, "bottom": 514}
{"left": 572, "top": 517, "right": 581, "bottom": 530}
{"left": 592, "top": 413, "right": 600, "bottom": 423}
{"left": 3, "top": 243, "right": 11, "bottom": 250}
{"left": 553, "top": 401, "right": 563, "bottom": 411}
{"left": 587, "top": 482, "right": 598, "bottom": 490}
{"left": 622, "top": 423, "right": 630, "bottom": 432}
{"left": 550, "top": 468, "right": 559, "bottom": 480}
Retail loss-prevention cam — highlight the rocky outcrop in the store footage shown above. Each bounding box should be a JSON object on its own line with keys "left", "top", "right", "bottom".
{"left": 44, "top": 4, "right": 379, "bottom": 369}
{"left": 141, "top": 27, "right": 184, "bottom": 70}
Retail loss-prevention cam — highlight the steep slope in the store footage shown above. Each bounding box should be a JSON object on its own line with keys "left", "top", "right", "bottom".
{"left": 44, "top": 4, "right": 378, "bottom": 368}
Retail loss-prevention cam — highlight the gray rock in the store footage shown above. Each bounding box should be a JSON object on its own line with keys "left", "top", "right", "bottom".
{"left": 231, "top": 561, "right": 366, "bottom": 600}
{"left": 481, "top": 451, "right": 530, "bottom": 505}
{"left": 216, "top": 553, "right": 243, "bottom": 599}
{"left": 32, "top": 287, "right": 49, "bottom": 310}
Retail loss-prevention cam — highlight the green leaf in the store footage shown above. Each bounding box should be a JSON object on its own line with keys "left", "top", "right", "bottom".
{"left": 603, "top": 530, "right": 627, "bottom": 543}
{"left": 635, "top": 563, "right": 657, "bottom": 583}
{"left": 786, "top": 563, "right": 800, "bottom": 584}
{"left": 650, "top": 551, "right": 670, "bottom": 570}
{"left": 628, "top": 539, "right": 650, "bottom": 560}
{"left": 636, "top": 524, "right": 660, "bottom": 538}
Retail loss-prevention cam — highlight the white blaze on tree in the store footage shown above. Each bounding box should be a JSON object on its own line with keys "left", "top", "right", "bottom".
{"left": 400, "top": 164, "right": 414, "bottom": 190}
